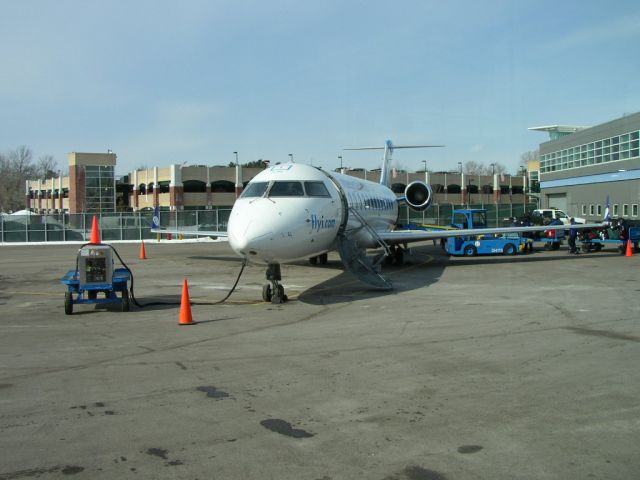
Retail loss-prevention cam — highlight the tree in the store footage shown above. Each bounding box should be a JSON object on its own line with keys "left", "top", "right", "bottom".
{"left": 520, "top": 149, "right": 539, "bottom": 170}
{"left": 2, "top": 146, "right": 35, "bottom": 212}
{"left": 0, "top": 146, "right": 54, "bottom": 212}
{"left": 229, "top": 160, "right": 270, "bottom": 168}
{"left": 37, "top": 155, "right": 58, "bottom": 179}
{"left": 242, "top": 160, "right": 270, "bottom": 168}
{"left": 462, "top": 160, "right": 485, "bottom": 175}
{"left": 462, "top": 160, "right": 507, "bottom": 175}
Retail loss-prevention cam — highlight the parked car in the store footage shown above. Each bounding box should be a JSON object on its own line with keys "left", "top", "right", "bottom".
{"left": 531, "top": 208, "right": 585, "bottom": 225}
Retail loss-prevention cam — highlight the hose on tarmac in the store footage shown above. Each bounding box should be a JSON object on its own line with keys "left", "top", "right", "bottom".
{"left": 74, "top": 243, "right": 246, "bottom": 308}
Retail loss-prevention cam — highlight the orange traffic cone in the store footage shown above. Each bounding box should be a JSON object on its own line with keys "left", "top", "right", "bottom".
{"left": 139, "top": 240, "right": 147, "bottom": 260}
{"left": 626, "top": 239, "right": 633, "bottom": 257}
{"left": 179, "top": 278, "right": 195, "bottom": 325}
{"left": 89, "top": 215, "right": 101, "bottom": 244}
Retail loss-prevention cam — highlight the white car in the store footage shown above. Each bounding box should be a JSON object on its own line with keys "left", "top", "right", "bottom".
{"left": 532, "top": 208, "right": 586, "bottom": 225}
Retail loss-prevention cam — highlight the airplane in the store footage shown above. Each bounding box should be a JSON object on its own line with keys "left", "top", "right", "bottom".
{"left": 152, "top": 140, "right": 605, "bottom": 303}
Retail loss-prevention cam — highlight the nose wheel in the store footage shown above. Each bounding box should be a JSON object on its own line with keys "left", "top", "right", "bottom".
{"left": 263, "top": 263, "right": 287, "bottom": 304}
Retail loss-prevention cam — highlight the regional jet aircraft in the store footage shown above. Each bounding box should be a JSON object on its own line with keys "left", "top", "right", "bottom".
{"left": 152, "top": 140, "right": 603, "bottom": 303}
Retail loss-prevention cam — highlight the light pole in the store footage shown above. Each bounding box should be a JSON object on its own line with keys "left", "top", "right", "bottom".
{"left": 338, "top": 155, "right": 343, "bottom": 170}
{"left": 489, "top": 163, "right": 495, "bottom": 204}
{"left": 233, "top": 151, "right": 238, "bottom": 166}
{"left": 422, "top": 160, "right": 427, "bottom": 173}
{"left": 288, "top": 153, "right": 293, "bottom": 163}
{"left": 458, "top": 162, "right": 462, "bottom": 174}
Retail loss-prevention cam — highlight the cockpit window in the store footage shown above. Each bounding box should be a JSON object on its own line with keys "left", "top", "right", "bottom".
{"left": 304, "top": 181, "right": 331, "bottom": 197}
{"left": 268, "top": 181, "right": 304, "bottom": 197}
{"left": 240, "top": 182, "right": 268, "bottom": 198}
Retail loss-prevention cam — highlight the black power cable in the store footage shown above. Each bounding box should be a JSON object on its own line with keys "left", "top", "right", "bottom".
{"left": 74, "top": 242, "right": 246, "bottom": 308}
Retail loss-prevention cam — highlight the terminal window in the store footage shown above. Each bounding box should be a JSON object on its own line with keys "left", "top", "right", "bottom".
{"left": 540, "top": 129, "right": 640, "bottom": 173}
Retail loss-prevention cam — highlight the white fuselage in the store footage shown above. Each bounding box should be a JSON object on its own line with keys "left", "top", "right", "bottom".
{"left": 227, "top": 163, "right": 399, "bottom": 264}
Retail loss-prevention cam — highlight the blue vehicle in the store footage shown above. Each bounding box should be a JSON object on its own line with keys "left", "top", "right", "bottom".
{"left": 60, "top": 244, "right": 131, "bottom": 315}
{"left": 578, "top": 224, "right": 640, "bottom": 254}
{"left": 444, "top": 209, "right": 531, "bottom": 257}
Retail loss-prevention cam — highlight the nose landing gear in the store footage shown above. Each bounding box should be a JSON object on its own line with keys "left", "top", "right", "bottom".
{"left": 263, "top": 263, "right": 288, "bottom": 304}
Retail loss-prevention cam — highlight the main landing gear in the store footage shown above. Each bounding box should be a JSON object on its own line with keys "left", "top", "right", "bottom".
{"left": 262, "top": 263, "right": 288, "bottom": 304}
{"left": 385, "top": 244, "right": 406, "bottom": 265}
{"left": 309, "top": 253, "right": 328, "bottom": 265}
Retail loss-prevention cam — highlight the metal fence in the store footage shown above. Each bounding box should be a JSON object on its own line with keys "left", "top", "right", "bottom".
{"left": 400, "top": 203, "right": 537, "bottom": 228}
{"left": 1, "top": 203, "right": 536, "bottom": 243}
{"left": 0, "top": 208, "right": 232, "bottom": 243}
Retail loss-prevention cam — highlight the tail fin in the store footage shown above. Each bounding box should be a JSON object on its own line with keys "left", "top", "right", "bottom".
{"left": 344, "top": 140, "right": 444, "bottom": 188}
{"left": 151, "top": 206, "right": 161, "bottom": 230}
{"left": 603, "top": 195, "right": 612, "bottom": 224}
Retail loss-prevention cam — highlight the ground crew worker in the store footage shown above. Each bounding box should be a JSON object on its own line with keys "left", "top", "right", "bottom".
{"left": 568, "top": 217, "right": 579, "bottom": 254}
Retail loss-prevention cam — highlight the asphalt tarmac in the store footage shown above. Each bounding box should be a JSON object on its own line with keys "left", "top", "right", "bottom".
{"left": 1, "top": 240, "right": 639, "bottom": 479}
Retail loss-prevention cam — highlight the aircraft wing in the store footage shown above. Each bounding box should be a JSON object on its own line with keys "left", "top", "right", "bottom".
{"left": 150, "top": 227, "right": 228, "bottom": 239}
{"left": 150, "top": 206, "right": 228, "bottom": 239}
{"left": 378, "top": 223, "right": 606, "bottom": 244}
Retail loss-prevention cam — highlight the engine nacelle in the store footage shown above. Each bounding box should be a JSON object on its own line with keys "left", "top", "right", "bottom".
{"left": 404, "top": 181, "right": 433, "bottom": 211}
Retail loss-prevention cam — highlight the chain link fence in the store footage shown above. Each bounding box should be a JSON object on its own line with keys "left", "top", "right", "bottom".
{"left": 400, "top": 203, "right": 537, "bottom": 227}
{"left": 0, "top": 208, "right": 232, "bottom": 243}
{"left": 1, "top": 203, "right": 536, "bottom": 243}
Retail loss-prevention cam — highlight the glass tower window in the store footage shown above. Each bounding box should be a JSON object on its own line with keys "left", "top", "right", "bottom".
{"left": 84, "top": 165, "right": 115, "bottom": 213}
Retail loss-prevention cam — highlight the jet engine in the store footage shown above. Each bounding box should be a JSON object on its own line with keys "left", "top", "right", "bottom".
{"left": 404, "top": 181, "right": 433, "bottom": 211}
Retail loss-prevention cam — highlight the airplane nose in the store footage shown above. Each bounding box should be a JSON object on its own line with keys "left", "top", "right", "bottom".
{"left": 228, "top": 231, "right": 247, "bottom": 252}
{"left": 228, "top": 209, "right": 273, "bottom": 258}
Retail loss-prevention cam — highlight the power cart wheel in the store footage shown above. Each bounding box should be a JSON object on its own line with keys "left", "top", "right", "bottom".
{"left": 64, "top": 291, "right": 73, "bottom": 315}
{"left": 121, "top": 290, "right": 130, "bottom": 312}
{"left": 464, "top": 245, "right": 477, "bottom": 257}
{"left": 503, "top": 243, "right": 516, "bottom": 256}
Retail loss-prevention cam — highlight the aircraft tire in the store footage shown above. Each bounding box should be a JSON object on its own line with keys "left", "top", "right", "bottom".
{"left": 262, "top": 284, "right": 272, "bottom": 302}
{"left": 309, "top": 256, "right": 318, "bottom": 265}
{"left": 319, "top": 253, "right": 328, "bottom": 265}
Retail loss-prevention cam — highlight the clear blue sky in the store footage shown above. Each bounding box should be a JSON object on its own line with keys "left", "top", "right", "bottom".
{"left": 1, "top": 0, "right": 639, "bottom": 175}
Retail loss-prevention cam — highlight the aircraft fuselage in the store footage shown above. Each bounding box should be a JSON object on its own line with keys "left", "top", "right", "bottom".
{"left": 227, "top": 163, "right": 398, "bottom": 264}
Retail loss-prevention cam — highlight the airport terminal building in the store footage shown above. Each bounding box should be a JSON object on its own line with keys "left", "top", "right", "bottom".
{"left": 25, "top": 159, "right": 530, "bottom": 214}
{"left": 532, "top": 112, "right": 640, "bottom": 221}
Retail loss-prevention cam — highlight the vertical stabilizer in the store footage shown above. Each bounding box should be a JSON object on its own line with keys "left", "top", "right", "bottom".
{"left": 603, "top": 195, "right": 612, "bottom": 224}
{"left": 379, "top": 140, "right": 394, "bottom": 188}
{"left": 344, "top": 141, "right": 444, "bottom": 188}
